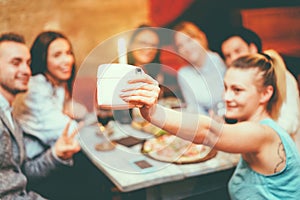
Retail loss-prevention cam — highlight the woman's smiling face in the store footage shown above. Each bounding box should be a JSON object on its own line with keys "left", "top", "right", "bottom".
{"left": 46, "top": 38, "right": 74, "bottom": 84}
{"left": 174, "top": 32, "right": 206, "bottom": 66}
{"left": 131, "top": 29, "right": 159, "bottom": 66}
{"left": 223, "top": 67, "right": 262, "bottom": 121}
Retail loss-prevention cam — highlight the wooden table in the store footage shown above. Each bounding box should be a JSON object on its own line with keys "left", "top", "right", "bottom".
{"left": 78, "top": 122, "right": 240, "bottom": 199}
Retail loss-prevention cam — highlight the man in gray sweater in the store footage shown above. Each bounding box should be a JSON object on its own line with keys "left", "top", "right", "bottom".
{"left": 0, "top": 32, "right": 81, "bottom": 199}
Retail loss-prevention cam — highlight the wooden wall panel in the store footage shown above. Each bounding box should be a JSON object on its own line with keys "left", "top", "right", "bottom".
{"left": 241, "top": 6, "right": 300, "bottom": 57}
{"left": 0, "top": 0, "right": 149, "bottom": 70}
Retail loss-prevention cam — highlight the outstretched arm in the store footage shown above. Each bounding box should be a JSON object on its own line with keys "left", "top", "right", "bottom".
{"left": 120, "top": 74, "right": 274, "bottom": 154}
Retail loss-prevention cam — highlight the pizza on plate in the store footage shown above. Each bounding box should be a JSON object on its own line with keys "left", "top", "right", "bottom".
{"left": 142, "top": 134, "right": 217, "bottom": 164}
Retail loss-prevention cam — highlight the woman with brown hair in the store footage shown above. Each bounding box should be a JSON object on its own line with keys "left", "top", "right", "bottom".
{"left": 173, "top": 21, "right": 227, "bottom": 115}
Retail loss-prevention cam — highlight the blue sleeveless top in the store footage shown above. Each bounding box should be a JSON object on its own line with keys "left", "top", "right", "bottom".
{"left": 228, "top": 118, "right": 300, "bottom": 200}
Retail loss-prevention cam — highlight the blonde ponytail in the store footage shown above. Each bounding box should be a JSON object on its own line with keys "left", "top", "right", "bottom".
{"left": 264, "top": 49, "right": 287, "bottom": 120}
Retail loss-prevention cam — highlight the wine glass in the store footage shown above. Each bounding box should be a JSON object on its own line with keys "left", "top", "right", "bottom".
{"left": 94, "top": 120, "right": 116, "bottom": 151}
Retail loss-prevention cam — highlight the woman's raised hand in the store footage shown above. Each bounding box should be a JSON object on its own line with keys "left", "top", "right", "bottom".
{"left": 120, "top": 74, "right": 160, "bottom": 109}
{"left": 54, "top": 121, "right": 83, "bottom": 160}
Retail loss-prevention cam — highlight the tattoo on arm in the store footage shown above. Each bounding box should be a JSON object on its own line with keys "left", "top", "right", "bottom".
{"left": 274, "top": 142, "right": 285, "bottom": 173}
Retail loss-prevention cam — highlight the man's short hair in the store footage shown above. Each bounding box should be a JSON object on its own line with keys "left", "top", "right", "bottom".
{"left": 222, "top": 27, "right": 262, "bottom": 52}
{"left": 0, "top": 33, "right": 25, "bottom": 44}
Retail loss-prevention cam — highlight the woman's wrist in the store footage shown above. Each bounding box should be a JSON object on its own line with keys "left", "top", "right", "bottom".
{"left": 141, "top": 104, "right": 166, "bottom": 128}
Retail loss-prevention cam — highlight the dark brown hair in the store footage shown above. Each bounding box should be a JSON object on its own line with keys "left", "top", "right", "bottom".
{"left": 30, "top": 31, "right": 76, "bottom": 94}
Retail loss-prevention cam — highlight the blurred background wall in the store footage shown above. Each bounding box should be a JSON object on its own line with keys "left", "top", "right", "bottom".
{"left": 0, "top": 0, "right": 149, "bottom": 71}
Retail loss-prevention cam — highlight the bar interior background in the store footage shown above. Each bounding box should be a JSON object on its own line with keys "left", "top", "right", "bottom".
{"left": 1, "top": 0, "right": 299, "bottom": 85}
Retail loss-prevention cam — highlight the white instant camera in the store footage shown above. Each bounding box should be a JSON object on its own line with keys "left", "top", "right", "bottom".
{"left": 97, "top": 63, "right": 144, "bottom": 110}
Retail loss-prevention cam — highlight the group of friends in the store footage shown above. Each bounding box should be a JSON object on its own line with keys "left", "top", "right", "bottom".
{"left": 0, "top": 20, "right": 300, "bottom": 200}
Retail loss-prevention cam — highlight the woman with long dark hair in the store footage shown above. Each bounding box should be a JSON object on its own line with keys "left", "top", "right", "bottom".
{"left": 127, "top": 24, "right": 162, "bottom": 83}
